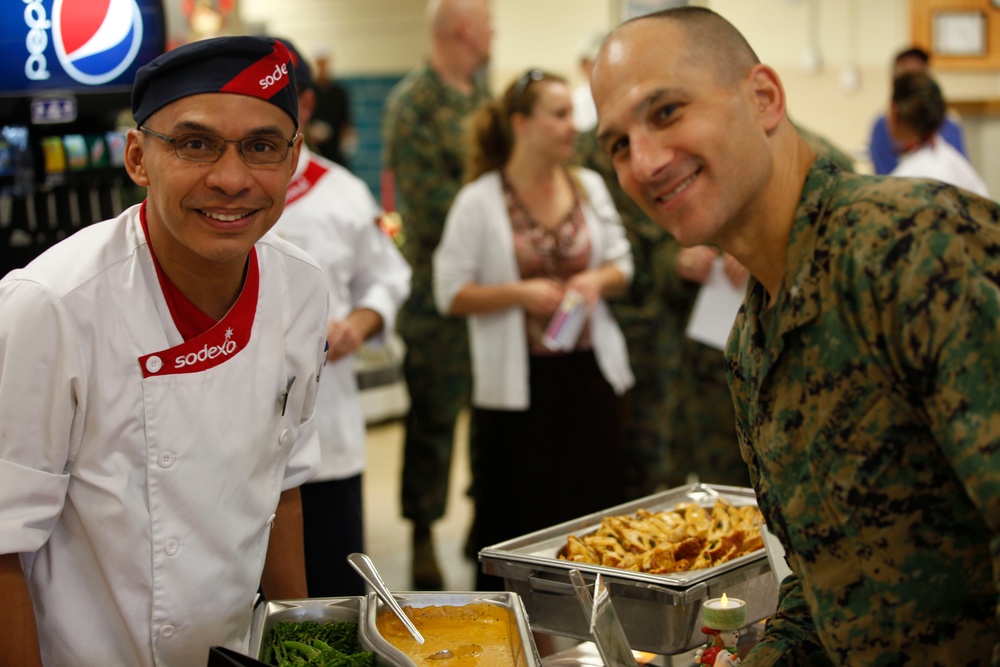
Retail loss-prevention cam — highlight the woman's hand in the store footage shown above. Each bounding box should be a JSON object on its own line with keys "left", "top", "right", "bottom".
{"left": 565, "top": 270, "right": 605, "bottom": 307}
{"left": 519, "top": 278, "right": 565, "bottom": 317}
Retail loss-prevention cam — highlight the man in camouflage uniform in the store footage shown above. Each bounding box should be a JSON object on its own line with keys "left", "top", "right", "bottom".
{"left": 662, "top": 127, "right": 853, "bottom": 492}
{"left": 382, "top": 0, "right": 492, "bottom": 589}
{"left": 593, "top": 7, "right": 1000, "bottom": 664}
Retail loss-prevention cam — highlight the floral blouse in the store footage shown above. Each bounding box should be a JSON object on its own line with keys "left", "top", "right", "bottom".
{"left": 503, "top": 171, "right": 593, "bottom": 355}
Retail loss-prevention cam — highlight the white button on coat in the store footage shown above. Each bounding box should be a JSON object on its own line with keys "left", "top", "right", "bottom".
{"left": 145, "top": 356, "right": 162, "bottom": 373}
{"left": 164, "top": 539, "right": 179, "bottom": 556}
{"left": 158, "top": 452, "right": 175, "bottom": 468}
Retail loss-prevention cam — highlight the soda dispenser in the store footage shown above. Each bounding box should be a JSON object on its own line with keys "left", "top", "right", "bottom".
{"left": 0, "top": 0, "right": 167, "bottom": 277}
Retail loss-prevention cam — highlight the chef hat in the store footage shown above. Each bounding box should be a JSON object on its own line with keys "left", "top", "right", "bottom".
{"left": 132, "top": 36, "right": 299, "bottom": 129}
{"left": 273, "top": 38, "right": 315, "bottom": 93}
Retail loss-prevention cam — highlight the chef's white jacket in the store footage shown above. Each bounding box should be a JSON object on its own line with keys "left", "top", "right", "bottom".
{"left": 272, "top": 147, "right": 411, "bottom": 481}
{"left": 0, "top": 204, "right": 328, "bottom": 666}
{"left": 891, "top": 134, "right": 990, "bottom": 199}
{"left": 434, "top": 168, "right": 635, "bottom": 410}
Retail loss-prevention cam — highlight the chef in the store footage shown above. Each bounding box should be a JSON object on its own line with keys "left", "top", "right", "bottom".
{"left": 271, "top": 38, "right": 411, "bottom": 599}
{"left": 0, "top": 37, "right": 328, "bottom": 666}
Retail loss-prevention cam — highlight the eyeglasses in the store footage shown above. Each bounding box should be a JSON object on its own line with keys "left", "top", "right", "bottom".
{"left": 511, "top": 68, "right": 546, "bottom": 108}
{"left": 139, "top": 126, "right": 297, "bottom": 164}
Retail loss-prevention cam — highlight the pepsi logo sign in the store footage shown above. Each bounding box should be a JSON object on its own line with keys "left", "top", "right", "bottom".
{"left": 26, "top": 0, "right": 144, "bottom": 86}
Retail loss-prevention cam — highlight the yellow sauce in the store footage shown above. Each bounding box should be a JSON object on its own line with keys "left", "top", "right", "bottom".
{"left": 376, "top": 603, "right": 519, "bottom": 666}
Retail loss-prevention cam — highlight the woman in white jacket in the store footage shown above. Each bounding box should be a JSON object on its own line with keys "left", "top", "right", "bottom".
{"left": 434, "top": 69, "right": 635, "bottom": 591}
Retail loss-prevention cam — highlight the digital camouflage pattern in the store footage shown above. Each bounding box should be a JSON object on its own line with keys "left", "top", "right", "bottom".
{"left": 383, "top": 65, "right": 491, "bottom": 524}
{"left": 729, "top": 156, "right": 1000, "bottom": 665}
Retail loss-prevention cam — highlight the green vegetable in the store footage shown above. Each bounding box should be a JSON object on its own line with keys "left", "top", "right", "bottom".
{"left": 267, "top": 620, "right": 377, "bottom": 667}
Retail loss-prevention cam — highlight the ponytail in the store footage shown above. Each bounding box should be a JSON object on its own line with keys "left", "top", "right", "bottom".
{"left": 463, "top": 68, "right": 568, "bottom": 183}
{"left": 464, "top": 99, "right": 512, "bottom": 183}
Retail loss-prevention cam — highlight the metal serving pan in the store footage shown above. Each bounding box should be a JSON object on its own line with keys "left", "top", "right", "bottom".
{"left": 247, "top": 596, "right": 406, "bottom": 666}
{"left": 478, "top": 483, "right": 780, "bottom": 655}
{"left": 363, "top": 591, "right": 542, "bottom": 667}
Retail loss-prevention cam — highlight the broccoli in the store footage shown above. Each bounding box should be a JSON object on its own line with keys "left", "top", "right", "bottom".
{"left": 267, "top": 620, "right": 377, "bottom": 667}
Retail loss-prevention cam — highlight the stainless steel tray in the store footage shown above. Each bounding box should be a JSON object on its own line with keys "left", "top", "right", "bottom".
{"left": 247, "top": 596, "right": 405, "bottom": 666}
{"left": 363, "top": 591, "right": 542, "bottom": 667}
{"left": 478, "top": 483, "right": 779, "bottom": 655}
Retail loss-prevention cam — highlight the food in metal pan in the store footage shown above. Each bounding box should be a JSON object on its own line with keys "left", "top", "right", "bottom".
{"left": 560, "top": 498, "right": 765, "bottom": 574}
{"left": 376, "top": 603, "right": 518, "bottom": 666}
{"left": 266, "top": 619, "right": 377, "bottom": 666}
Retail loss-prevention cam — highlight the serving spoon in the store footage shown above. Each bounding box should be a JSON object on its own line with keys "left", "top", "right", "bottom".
{"left": 347, "top": 552, "right": 425, "bottom": 645}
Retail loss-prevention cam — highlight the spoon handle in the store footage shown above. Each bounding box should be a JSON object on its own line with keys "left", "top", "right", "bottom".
{"left": 347, "top": 552, "right": 426, "bottom": 645}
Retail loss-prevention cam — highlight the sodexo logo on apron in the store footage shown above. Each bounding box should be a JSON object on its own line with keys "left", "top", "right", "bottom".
{"left": 27, "top": 0, "right": 144, "bottom": 85}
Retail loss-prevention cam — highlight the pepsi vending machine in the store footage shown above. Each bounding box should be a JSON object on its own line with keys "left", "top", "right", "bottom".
{"left": 0, "top": 0, "right": 167, "bottom": 277}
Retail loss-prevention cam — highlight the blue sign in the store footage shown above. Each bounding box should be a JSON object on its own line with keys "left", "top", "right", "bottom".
{"left": 1, "top": 0, "right": 166, "bottom": 95}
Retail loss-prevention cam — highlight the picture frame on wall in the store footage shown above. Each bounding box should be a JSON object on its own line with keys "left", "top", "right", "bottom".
{"left": 932, "top": 10, "right": 988, "bottom": 57}
{"left": 621, "top": 0, "right": 690, "bottom": 21}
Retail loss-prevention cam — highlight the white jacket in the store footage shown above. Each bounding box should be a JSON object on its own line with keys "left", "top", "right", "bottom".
{"left": 273, "top": 148, "right": 411, "bottom": 480}
{"left": 434, "top": 168, "right": 634, "bottom": 410}
{"left": 0, "top": 204, "right": 327, "bottom": 666}
{"left": 891, "top": 134, "right": 990, "bottom": 199}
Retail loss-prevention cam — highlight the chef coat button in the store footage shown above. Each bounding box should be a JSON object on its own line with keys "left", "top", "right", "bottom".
{"left": 164, "top": 539, "right": 179, "bottom": 556}
{"left": 278, "top": 428, "right": 291, "bottom": 446}
{"left": 160, "top": 625, "right": 175, "bottom": 639}
{"left": 158, "top": 452, "right": 175, "bottom": 468}
{"left": 145, "top": 356, "right": 163, "bottom": 373}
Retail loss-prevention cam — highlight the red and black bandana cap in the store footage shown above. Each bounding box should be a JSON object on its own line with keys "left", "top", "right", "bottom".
{"left": 132, "top": 36, "right": 299, "bottom": 130}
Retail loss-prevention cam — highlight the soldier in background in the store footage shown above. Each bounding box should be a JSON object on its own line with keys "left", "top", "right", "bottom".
{"left": 594, "top": 7, "right": 1000, "bottom": 664}
{"left": 382, "top": 0, "right": 492, "bottom": 589}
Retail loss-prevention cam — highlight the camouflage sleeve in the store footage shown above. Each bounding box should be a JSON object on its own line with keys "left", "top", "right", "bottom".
{"left": 743, "top": 575, "right": 837, "bottom": 667}
{"left": 886, "top": 204, "right": 1000, "bottom": 645}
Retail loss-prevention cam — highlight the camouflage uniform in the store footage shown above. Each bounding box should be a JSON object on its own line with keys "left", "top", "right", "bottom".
{"left": 729, "top": 156, "right": 1000, "bottom": 665}
{"left": 575, "top": 129, "right": 673, "bottom": 499}
{"left": 383, "top": 65, "right": 491, "bottom": 525}
{"left": 662, "top": 278, "right": 750, "bottom": 489}
{"left": 664, "top": 128, "right": 856, "bottom": 491}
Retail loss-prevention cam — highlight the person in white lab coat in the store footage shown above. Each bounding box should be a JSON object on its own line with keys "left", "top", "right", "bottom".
{"left": 888, "top": 71, "right": 990, "bottom": 199}
{"left": 0, "top": 37, "right": 328, "bottom": 667}
{"left": 272, "top": 39, "right": 411, "bottom": 598}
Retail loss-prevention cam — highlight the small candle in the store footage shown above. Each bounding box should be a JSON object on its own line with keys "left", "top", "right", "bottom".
{"left": 702, "top": 592, "right": 746, "bottom": 630}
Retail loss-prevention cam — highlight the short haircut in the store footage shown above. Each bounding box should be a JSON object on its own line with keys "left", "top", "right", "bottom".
{"left": 621, "top": 6, "right": 761, "bottom": 86}
{"left": 892, "top": 71, "right": 945, "bottom": 141}
{"left": 894, "top": 47, "right": 930, "bottom": 66}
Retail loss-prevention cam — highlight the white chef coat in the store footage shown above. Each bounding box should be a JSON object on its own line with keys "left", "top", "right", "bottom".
{"left": 272, "top": 147, "right": 411, "bottom": 481}
{"left": 891, "top": 134, "right": 990, "bottom": 199}
{"left": 0, "top": 204, "right": 328, "bottom": 667}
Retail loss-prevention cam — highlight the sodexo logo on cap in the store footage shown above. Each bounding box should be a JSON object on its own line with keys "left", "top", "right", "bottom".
{"left": 42, "top": 0, "right": 144, "bottom": 85}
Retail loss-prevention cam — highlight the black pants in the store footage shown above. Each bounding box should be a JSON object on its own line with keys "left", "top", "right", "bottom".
{"left": 301, "top": 474, "right": 365, "bottom": 598}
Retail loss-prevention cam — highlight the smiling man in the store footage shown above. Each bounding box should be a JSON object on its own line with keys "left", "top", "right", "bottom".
{"left": 593, "top": 7, "right": 1000, "bottom": 665}
{"left": 0, "top": 37, "right": 328, "bottom": 666}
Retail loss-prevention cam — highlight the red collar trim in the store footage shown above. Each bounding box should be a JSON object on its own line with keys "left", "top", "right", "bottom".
{"left": 285, "top": 159, "right": 329, "bottom": 207}
{"left": 137, "top": 201, "right": 260, "bottom": 377}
